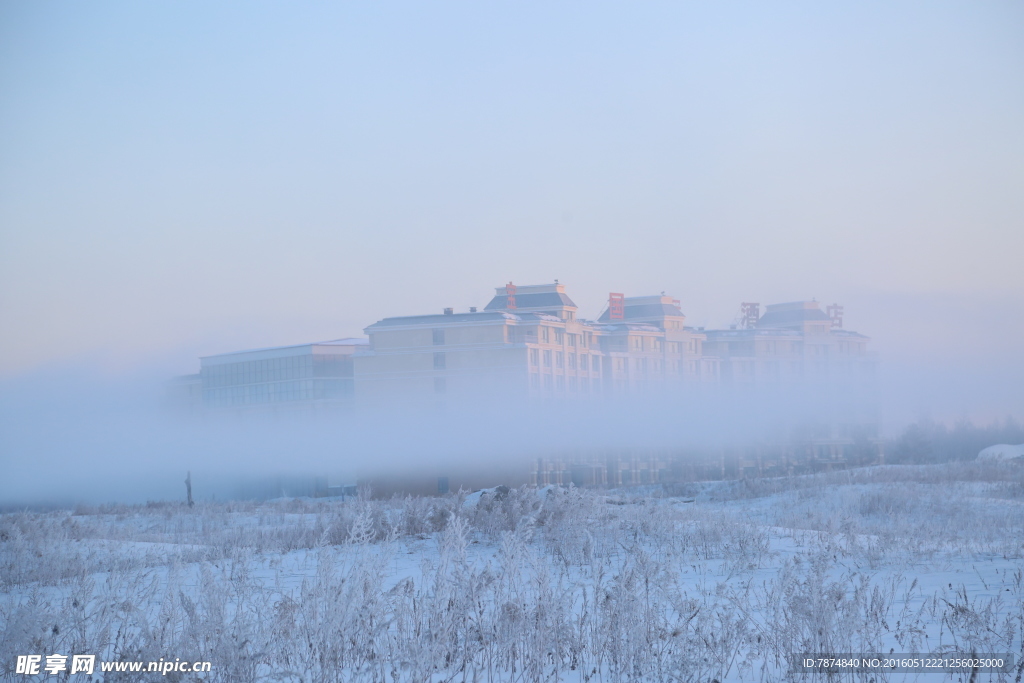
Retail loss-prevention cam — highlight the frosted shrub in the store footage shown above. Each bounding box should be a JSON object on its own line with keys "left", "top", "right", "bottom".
{"left": 537, "top": 485, "right": 599, "bottom": 567}
{"left": 468, "top": 485, "right": 542, "bottom": 540}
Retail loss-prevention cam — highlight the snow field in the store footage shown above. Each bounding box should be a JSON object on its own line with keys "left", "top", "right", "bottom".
{"left": 1, "top": 461, "right": 1023, "bottom": 682}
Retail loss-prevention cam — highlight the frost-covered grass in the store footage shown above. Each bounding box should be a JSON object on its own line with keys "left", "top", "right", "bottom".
{"left": 2, "top": 462, "right": 1024, "bottom": 682}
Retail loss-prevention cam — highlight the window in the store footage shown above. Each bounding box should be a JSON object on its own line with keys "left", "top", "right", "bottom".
{"left": 569, "top": 377, "right": 577, "bottom": 391}
{"left": 578, "top": 354, "right": 586, "bottom": 371}
{"left": 568, "top": 333, "right": 577, "bottom": 347}
{"left": 530, "top": 348, "right": 539, "bottom": 366}
{"left": 530, "top": 373, "right": 540, "bottom": 389}
{"left": 555, "top": 330, "right": 564, "bottom": 345}
{"left": 543, "top": 375, "right": 552, "bottom": 390}
{"left": 543, "top": 350, "right": 552, "bottom": 367}
{"left": 432, "top": 329, "right": 445, "bottom": 345}
{"left": 433, "top": 352, "right": 446, "bottom": 369}
{"left": 592, "top": 356, "right": 600, "bottom": 371}
{"left": 434, "top": 377, "right": 446, "bottom": 393}
{"left": 541, "top": 327, "right": 550, "bottom": 343}
{"left": 556, "top": 352, "right": 564, "bottom": 368}
{"left": 653, "top": 339, "right": 662, "bottom": 352}
{"left": 632, "top": 337, "right": 642, "bottom": 350}
{"left": 556, "top": 376, "right": 565, "bottom": 391}
{"left": 568, "top": 353, "right": 576, "bottom": 369}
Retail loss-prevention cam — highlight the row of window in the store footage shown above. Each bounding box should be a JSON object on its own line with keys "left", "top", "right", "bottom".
{"left": 607, "top": 358, "right": 702, "bottom": 374}
{"left": 203, "top": 379, "right": 353, "bottom": 407}
{"left": 537, "top": 328, "right": 592, "bottom": 348}
{"left": 433, "top": 349, "right": 711, "bottom": 377}
{"left": 619, "top": 338, "right": 700, "bottom": 354}
{"left": 758, "top": 341, "right": 802, "bottom": 354}
{"left": 430, "top": 326, "right": 702, "bottom": 356}
{"left": 433, "top": 326, "right": 596, "bottom": 348}
{"left": 202, "top": 355, "right": 352, "bottom": 388}
{"left": 628, "top": 338, "right": 698, "bottom": 353}
{"left": 529, "top": 349, "right": 602, "bottom": 371}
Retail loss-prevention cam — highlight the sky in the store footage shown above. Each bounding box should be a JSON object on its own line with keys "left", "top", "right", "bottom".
{"left": 1, "top": 1, "right": 1022, "bottom": 419}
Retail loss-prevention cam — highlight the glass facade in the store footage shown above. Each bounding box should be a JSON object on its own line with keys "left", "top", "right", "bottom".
{"left": 201, "top": 351, "right": 354, "bottom": 409}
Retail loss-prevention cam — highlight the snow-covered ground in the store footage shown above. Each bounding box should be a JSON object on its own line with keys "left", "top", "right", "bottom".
{"left": 2, "top": 461, "right": 1023, "bottom": 682}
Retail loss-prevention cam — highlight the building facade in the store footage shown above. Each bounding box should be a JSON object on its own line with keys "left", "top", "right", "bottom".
{"left": 353, "top": 283, "right": 725, "bottom": 402}
{"left": 176, "top": 285, "right": 874, "bottom": 425}
{"left": 702, "top": 301, "right": 873, "bottom": 386}
{"left": 194, "top": 338, "right": 365, "bottom": 412}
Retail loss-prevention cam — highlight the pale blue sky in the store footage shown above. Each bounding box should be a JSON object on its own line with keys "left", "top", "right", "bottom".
{"left": 1, "top": 1, "right": 1022, "bottom": 407}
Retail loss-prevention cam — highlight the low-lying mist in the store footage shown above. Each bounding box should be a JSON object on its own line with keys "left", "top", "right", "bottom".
{"left": 0, "top": 355, "right": 1018, "bottom": 507}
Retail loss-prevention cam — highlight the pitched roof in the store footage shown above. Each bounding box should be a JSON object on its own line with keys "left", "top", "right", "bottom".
{"left": 592, "top": 322, "right": 663, "bottom": 332}
{"left": 483, "top": 291, "right": 577, "bottom": 311}
{"left": 597, "top": 302, "right": 684, "bottom": 323}
{"left": 757, "top": 307, "right": 830, "bottom": 328}
{"left": 364, "top": 310, "right": 565, "bottom": 330}
{"left": 365, "top": 311, "right": 516, "bottom": 329}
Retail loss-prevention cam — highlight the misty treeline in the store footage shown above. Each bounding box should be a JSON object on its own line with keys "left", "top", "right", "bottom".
{"left": 887, "top": 416, "right": 1024, "bottom": 464}
{"left": 2, "top": 461, "right": 1024, "bottom": 683}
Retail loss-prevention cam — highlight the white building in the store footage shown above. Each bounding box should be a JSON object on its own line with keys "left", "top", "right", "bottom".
{"left": 197, "top": 338, "right": 366, "bottom": 412}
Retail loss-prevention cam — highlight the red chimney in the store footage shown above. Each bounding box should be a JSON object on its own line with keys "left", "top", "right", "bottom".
{"left": 609, "top": 293, "right": 625, "bottom": 320}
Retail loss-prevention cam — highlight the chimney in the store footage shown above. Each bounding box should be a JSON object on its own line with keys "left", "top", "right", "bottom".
{"left": 469, "top": 307, "right": 477, "bottom": 313}
{"left": 443, "top": 308, "right": 454, "bottom": 315}
{"left": 608, "top": 292, "right": 625, "bottom": 320}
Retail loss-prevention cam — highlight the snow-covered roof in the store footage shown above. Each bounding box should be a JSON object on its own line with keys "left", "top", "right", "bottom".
{"left": 200, "top": 338, "right": 368, "bottom": 363}
{"left": 977, "top": 444, "right": 1024, "bottom": 462}
{"left": 365, "top": 310, "right": 566, "bottom": 330}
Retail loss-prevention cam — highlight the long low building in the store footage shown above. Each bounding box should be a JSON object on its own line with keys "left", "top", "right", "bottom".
{"left": 169, "top": 338, "right": 366, "bottom": 413}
